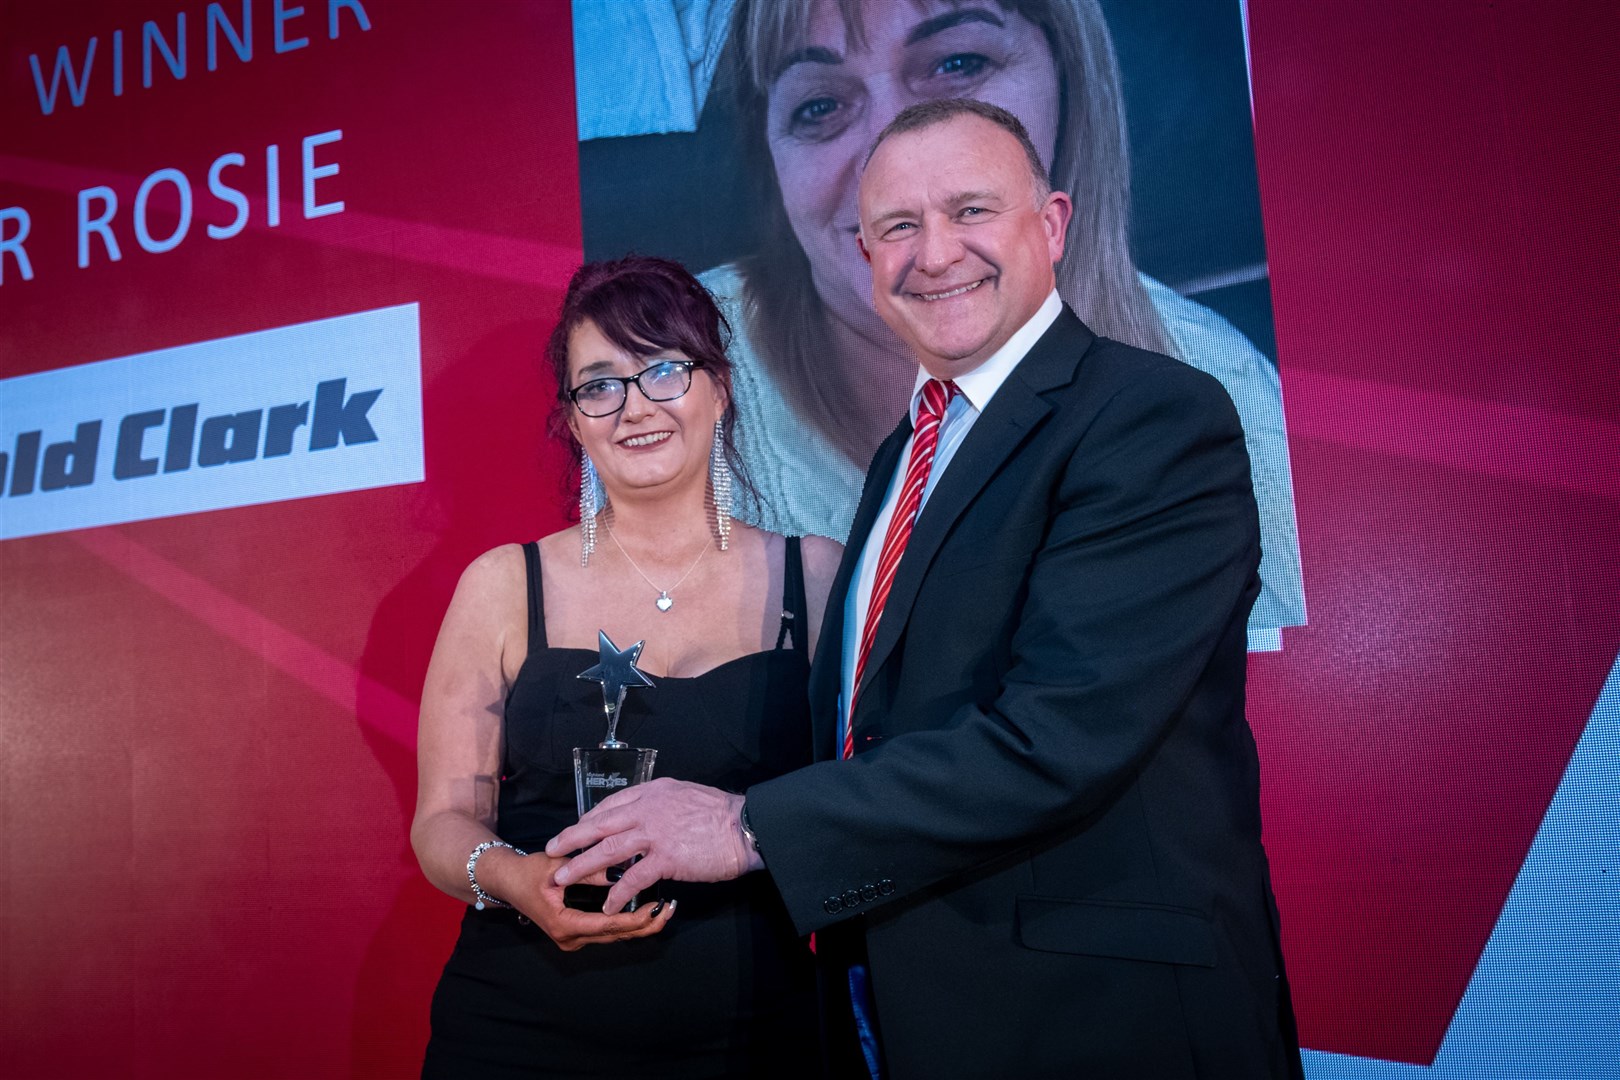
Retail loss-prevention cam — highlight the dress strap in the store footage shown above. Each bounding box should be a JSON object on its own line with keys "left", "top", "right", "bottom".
{"left": 774, "top": 536, "right": 807, "bottom": 651}
{"left": 521, "top": 541, "right": 547, "bottom": 654}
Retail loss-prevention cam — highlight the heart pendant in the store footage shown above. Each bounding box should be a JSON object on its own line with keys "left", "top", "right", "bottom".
{"left": 656, "top": 594, "right": 674, "bottom": 612}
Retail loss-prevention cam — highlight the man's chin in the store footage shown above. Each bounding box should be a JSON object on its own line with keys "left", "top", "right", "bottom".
{"left": 914, "top": 341, "right": 996, "bottom": 378}
{"left": 918, "top": 325, "right": 994, "bottom": 360}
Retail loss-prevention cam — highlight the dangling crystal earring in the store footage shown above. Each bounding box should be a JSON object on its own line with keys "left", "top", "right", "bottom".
{"left": 580, "top": 451, "right": 602, "bottom": 566}
{"left": 709, "top": 418, "right": 732, "bottom": 551}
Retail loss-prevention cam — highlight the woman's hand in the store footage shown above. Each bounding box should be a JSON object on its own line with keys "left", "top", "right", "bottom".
{"left": 498, "top": 850, "right": 676, "bottom": 952}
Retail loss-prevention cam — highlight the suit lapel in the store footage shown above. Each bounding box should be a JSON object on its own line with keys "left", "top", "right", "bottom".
{"left": 852, "top": 310, "right": 1095, "bottom": 714}
{"left": 808, "top": 420, "right": 912, "bottom": 759}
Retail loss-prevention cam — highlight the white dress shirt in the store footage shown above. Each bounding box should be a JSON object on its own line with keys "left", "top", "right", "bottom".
{"left": 838, "top": 290, "right": 1063, "bottom": 750}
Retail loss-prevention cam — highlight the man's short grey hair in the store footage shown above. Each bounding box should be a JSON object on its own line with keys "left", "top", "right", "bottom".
{"left": 863, "top": 98, "right": 1053, "bottom": 204}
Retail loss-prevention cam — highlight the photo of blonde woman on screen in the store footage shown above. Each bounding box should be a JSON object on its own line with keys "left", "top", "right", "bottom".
{"left": 573, "top": 0, "right": 1305, "bottom": 649}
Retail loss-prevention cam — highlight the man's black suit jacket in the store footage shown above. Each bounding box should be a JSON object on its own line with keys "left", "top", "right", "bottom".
{"left": 746, "top": 309, "right": 1303, "bottom": 1079}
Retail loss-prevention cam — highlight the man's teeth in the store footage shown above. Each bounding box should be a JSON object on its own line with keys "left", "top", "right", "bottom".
{"left": 919, "top": 281, "right": 983, "bottom": 301}
{"left": 622, "top": 432, "right": 671, "bottom": 447}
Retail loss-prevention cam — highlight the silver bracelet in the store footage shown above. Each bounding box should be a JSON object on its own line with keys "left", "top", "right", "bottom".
{"left": 467, "top": 839, "right": 526, "bottom": 910}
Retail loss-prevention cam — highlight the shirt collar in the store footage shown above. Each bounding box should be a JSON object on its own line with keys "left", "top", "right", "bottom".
{"left": 908, "top": 289, "right": 1063, "bottom": 421}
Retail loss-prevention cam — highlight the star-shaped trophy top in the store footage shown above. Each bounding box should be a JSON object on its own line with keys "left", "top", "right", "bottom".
{"left": 576, "top": 630, "right": 655, "bottom": 747}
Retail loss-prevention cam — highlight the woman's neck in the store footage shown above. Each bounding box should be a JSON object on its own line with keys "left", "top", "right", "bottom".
{"left": 599, "top": 490, "right": 713, "bottom": 557}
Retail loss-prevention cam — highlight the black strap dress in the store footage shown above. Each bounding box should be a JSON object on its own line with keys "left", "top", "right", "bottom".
{"left": 424, "top": 538, "right": 819, "bottom": 1079}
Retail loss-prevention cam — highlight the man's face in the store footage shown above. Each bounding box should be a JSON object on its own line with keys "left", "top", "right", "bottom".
{"left": 857, "top": 114, "right": 1071, "bottom": 379}
{"left": 764, "top": 0, "right": 1062, "bottom": 352}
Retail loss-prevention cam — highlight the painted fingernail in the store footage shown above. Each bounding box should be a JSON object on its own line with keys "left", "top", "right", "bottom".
{"left": 648, "top": 902, "right": 664, "bottom": 917}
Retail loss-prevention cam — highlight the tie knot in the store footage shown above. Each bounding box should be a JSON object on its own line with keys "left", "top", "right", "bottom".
{"left": 920, "top": 379, "right": 956, "bottom": 421}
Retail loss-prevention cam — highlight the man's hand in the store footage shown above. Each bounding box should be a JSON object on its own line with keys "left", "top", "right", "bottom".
{"left": 546, "top": 778, "right": 764, "bottom": 913}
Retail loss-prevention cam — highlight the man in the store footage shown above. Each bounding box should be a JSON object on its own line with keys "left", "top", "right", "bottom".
{"left": 551, "top": 99, "right": 1302, "bottom": 1078}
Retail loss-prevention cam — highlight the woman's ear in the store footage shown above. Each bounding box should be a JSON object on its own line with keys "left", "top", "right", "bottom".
{"left": 710, "top": 372, "right": 730, "bottom": 418}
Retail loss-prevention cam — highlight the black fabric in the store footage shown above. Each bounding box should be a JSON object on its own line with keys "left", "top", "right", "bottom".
{"left": 425, "top": 538, "right": 818, "bottom": 1079}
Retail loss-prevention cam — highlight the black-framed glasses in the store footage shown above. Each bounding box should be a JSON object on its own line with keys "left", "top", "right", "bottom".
{"left": 567, "top": 360, "right": 705, "bottom": 418}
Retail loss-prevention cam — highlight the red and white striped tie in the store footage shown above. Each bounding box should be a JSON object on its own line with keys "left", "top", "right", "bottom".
{"left": 844, "top": 378, "right": 958, "bottom": 759}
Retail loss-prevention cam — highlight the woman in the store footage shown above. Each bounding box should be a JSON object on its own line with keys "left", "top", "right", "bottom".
{"left": 412, "top": 255, "right": 841, "bottom": 1077}
{"left": 702, "top": 0, "right": 1304, "bottom": 646}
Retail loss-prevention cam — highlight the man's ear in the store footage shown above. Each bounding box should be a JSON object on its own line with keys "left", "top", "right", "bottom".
{"left": 857, "top": 232, "right": 871, "bottom": 264}
{"left": 1041, "top": 191, "right": 1073, "bottom": 266}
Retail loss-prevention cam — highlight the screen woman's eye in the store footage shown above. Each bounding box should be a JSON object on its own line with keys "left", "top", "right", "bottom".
{"left": 791, "top": 96, "right": 840, "bottom": 128}
{"left": 934, "top": 52, "right": 990, "bottom": 79}
{"left": 784, "top": 93, "right": 859, "bottom": 143}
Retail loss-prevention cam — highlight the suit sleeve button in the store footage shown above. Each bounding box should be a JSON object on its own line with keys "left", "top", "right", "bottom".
{"left": 860, "top": 884, "right": 878, "bottom": 902}
{"left": 878, "top": 878, "right": 895, "bottom": 896}
{"left": 823, "top": 896, "right": 843, "bottom": 915}
{"left": 842, "top": 889, "right": 862, "bottom": 908}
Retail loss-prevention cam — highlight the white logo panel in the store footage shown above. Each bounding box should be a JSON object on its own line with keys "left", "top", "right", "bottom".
{"left": 0, "top": 304, "right": 423, "bottom": 540}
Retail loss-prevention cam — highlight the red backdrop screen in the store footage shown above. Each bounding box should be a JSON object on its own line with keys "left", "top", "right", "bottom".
{"left": 0, "top": 1, "right": 1615, "bottom": 1077}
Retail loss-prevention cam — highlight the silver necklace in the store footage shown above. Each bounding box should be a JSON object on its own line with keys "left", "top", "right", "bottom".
{"left": 603, "top": 522, "right": 709, "bottom": 612}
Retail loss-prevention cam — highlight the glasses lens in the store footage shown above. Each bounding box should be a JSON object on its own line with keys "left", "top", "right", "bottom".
{"left": 574, "top": 379, "right": 626, "bottom": 416}
{"left": 640, "top": 362, "right": 692, "bottom": 401}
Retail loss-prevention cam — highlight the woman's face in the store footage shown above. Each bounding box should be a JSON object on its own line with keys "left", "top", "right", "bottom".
{"left": 765, "top": 0, "right": 1061, "bottom": 347}
{"left": 566, "top": 318, "right": 726, "bottom": 503}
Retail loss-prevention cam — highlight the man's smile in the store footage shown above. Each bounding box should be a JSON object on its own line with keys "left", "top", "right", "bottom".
{"left": 911, "top": 279, "right": 990, "bottom": 302}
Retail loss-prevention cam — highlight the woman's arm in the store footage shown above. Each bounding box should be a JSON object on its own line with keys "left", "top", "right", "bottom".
{"left": 411, "top": 544, "right": 673, "bottom": 950}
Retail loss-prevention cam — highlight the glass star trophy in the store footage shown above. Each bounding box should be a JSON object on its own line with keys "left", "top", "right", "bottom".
{"left": 568, "top": 630, "right": 660, "bottom": 912}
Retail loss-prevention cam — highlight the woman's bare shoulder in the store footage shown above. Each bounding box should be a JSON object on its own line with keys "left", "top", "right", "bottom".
{"left": 438, "top": 545, "right": 528, "bottom": 643}
{"left": 457, "top": 542, "right": 526, "bottom": 594}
